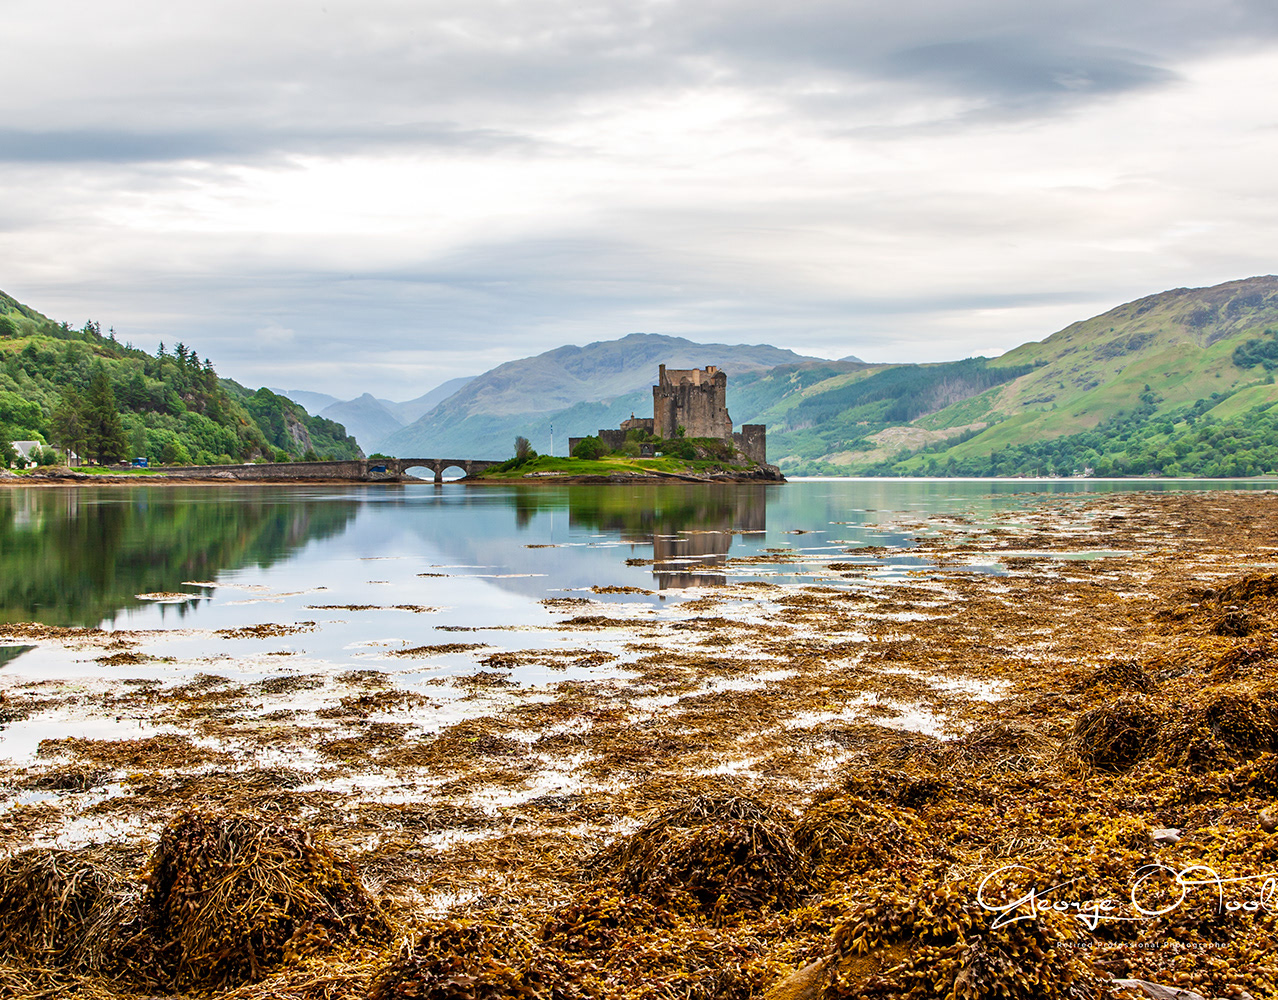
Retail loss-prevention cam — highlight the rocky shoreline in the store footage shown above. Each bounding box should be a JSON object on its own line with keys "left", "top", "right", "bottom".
{"left": 0, "top": 489, "right": 1276, "bottom": 997}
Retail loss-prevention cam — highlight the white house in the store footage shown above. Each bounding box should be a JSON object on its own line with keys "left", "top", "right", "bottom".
{"left": 12, "top": 441, "right": 42, "bottom": 467}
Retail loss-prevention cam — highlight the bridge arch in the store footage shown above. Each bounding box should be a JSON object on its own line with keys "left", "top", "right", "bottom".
{"left": 388, "top": 458, "right": 500, "bottom": 484}
{"left": 436, "top": 463, "right": 469, "bottom": 483}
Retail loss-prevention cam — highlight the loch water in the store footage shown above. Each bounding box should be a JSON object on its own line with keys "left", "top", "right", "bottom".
{"left": 0, "top": 476, "right": 1274, "bottom": 769}
{"left": 1, "top": 478, "right": 1272, "bottom": 672}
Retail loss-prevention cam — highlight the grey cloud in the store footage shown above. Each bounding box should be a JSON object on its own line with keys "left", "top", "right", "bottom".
{"left": 883, "top": 39, "right": 1176, "bottom": 109}
{"left": 0, "top": 123, "right": 540, "bottom": 164}
{"left": 3, "top": 1, "right": 1275, "bottom": 165}
{"left": 670, "top": 0, "right": 1278, "bottom": 120}
{"left": 5, "top": 0, "right": 1278, "bottom": 398}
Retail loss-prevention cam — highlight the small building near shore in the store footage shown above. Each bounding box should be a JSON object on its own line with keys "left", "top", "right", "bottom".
{"left": 11, "top": 441, "right": 42, "bottom": 467}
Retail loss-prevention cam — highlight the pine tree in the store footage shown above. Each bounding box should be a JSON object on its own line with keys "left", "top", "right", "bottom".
{"left": 49, "top": 387, "right": 88, "bottom": 464}
{"left": 0, "top": 426, "right": 15, "bottom": 469}
{"left": 83, "top": 367, "right": 128, "bottom": 465}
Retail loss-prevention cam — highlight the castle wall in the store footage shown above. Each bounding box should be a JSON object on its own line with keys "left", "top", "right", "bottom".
{"left": 597, "top": 429, "right": 627, "bottom": 451}
{"left": 652, "top": 364, "right": 732, "bottom": 440}
{"left": 733, "top": 425, "right": 767, "bottom": 465}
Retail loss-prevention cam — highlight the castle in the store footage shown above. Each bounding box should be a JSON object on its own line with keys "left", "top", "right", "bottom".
{"left": 569, "top": 364, "right": 767, "bottom": 465}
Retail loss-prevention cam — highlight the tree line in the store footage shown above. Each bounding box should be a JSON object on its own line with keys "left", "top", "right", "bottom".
{"left": 1, "top": 311, "right": 361, "bottom": 469}
{"left": 863, "top": 384, "right": 1278, "bottom": 478}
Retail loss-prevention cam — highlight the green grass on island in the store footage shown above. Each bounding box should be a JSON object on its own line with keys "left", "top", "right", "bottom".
{"left": 475, "top": 454, "right": 759, "bottom": 479}
{"left": 474, "top": 434, "right": 764, "bottom": 480}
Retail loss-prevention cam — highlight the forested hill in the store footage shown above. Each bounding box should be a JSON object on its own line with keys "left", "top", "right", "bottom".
{"left": 0, "top": 292, "right": 361, "bottom": 467}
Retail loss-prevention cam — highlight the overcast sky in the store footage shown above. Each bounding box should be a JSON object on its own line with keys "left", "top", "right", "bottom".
{"left": 3, "top": 1, "right": 1276, "bottom": 399}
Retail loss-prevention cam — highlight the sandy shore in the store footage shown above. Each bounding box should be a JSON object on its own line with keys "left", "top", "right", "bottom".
{"left": 2, "top": 489, "right": 1277, "bottom": 998}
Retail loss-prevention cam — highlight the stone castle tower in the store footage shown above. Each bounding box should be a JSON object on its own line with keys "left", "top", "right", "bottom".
{"left": 569, "top": 363, "right": 768, "bottom": 465}
{"left": 652, "top": 364, "right": 732, "bottom": 440}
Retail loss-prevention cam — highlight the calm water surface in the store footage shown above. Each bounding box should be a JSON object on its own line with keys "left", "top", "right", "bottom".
{"left": 0, "top": 478, "right": 1271, "bottom": 682}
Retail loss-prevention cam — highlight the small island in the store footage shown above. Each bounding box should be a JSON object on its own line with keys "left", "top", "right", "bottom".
{"left": 472, "top": 441, "right": 784, "bottom": 484}
{"left": 476, "top": 363, "right": 783, "bottom": 483}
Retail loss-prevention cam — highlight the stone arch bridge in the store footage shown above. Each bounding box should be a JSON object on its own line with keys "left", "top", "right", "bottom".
{"left": 384, "top": 458, "right": 501, "bottom": 483}
{"left": 155, "top": 457, "right": 502, "bottom": 483}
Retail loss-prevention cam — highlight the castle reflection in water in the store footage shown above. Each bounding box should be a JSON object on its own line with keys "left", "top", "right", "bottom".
{"left": 559, "top": 484, "right": 768, "bottom": 589}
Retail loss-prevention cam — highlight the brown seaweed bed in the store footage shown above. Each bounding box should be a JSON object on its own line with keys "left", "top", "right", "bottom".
{"left": 1, "top": 491, "right": 1278, "bottom": 998}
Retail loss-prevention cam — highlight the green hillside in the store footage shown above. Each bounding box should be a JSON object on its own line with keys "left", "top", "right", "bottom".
{"left": 775, "top": 275, "right": 1278, "bottom": 475}
{"left": 0, "top": 291, "right": 361, "bottom": 467}
{"left": 923, "top": 276, "right": 1278, "bottom": 433}
{"left": 736, "top": 358, "right": 1037, "bottom": 467}
{"left": 885, "top": 388, "right": 1278, "bottom": 478}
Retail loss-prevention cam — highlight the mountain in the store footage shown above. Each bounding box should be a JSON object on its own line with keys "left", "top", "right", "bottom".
{"left": 268, "top": 388, "right": 341, "bottom": 416}
{"left": 766, "top": 275, "right": 1278, "bottom": 474}
{"left": 267, "top": 377, "right": 477, "bottom": 452}
{"left": 736, "top": 357, "right": 1031, "bottom": 467}
{"left": 318, "top": 394, "right": 402, "bottom": 453}
{"left": 1, "top": 292, "right": 361, "bottom": 465}
{"left": 377, "top": 377, "right": 475, "bottom": 425}
{"left": 382, "top": 333, "right": 822, "bottom": 457}
{"left": 948, "top": 275, "right": 1278, "bottom": 430}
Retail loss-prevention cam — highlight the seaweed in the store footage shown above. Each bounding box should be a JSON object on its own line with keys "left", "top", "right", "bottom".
{"left": 604, "top": 796, "right": 804, "bottom": 920}
{"left": 1079, "top": 659, "right": 1153, "bottom": 695}
{"left": 541, "top": 892, "right": 671, "bottom": 953}
{"left": 822, "top": 883, "right": 1105, "bottom": 999}
{"left": 390, "top": 643, "right": 487, "bottom": 657}
{"left": 141, "top": 811, "right": 390, "bottom": 989}
{"left": 368, "top": 919, "right": 554, "bottom": 1000}
{"left": 792, "top": 795, "right": 929, "bottom": 876}
{"left": 10, "top": 490, "right": 1278, "bottom": 998}
{"left": 1072, "top": 696, "right": 1162, "bottom": 771}
{"left": 0, "top": 847, "right": 144, "bottom": 975}
{"left": 828, "top": 768, "right": 954, "bottom": 810}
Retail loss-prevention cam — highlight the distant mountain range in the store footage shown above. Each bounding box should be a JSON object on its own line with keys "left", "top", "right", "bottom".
{"left": 377, "top": 333, "right": 820, "bottom": 457}
{"left": 251, "top": 275, "right": 1278, "bottom": 476}
{"left": 270, "top": 376, "right": 475, "bottom": 452}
